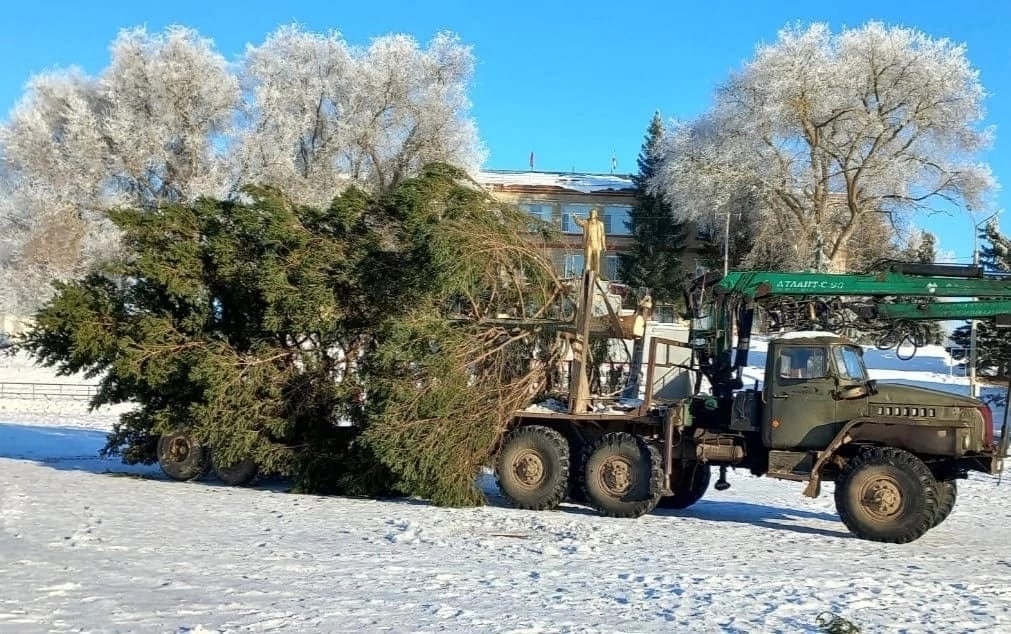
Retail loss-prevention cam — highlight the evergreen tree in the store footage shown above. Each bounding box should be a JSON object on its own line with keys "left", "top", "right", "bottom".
{"left": 917, "top": 231, "right": 938, "bottom": 264}
{"left": 905, "top": 231, "right": 945, "bottom": 345}
{"left": 951, "top": 222, "right": 1011, "bottom": 378}
{"left": 618, "top": 112, "right": 689, "bottom": 303}
{"left": 21, "top": 164, "right": 565, "bottom": 505}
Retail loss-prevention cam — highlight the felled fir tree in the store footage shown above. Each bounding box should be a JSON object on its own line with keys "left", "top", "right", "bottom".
{"left": 23, "top": 164, "right": 565, "bottom": 504}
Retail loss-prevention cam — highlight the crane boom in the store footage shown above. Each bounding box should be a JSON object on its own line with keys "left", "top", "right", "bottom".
{"left": 687, "top": 263, "right": 1011, "bottom": 398}
{"left": 715, "top": 266, "right": 1011, "bottom": 300}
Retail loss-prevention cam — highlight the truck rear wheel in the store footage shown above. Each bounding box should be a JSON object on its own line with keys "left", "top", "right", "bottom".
{"left": 495, "top": 425, "right": 570, "bottom": 510}
{"left": 834, "top": 447, "right": 937, "bottom": 543}
{"left": 566, "top": 438, "right": 589, "bottom": 504}
{"left": 583, "top": 433, "right": 663, "bottom": 518}
{"left": 211, "top": 452, "right": 259, "bottom": 487}
{"left": 656, "top": 462, "right": 711, "bottom": 510}
{"left": 931, "top": 479, "right": 957, "bottom": 528}
{"left": 157, "top": 430, "right": 209, "bottom": 481}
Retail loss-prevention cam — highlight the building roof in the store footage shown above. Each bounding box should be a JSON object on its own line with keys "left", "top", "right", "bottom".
{"left": 477, "top": 169, "right": 634, "bottom": 194}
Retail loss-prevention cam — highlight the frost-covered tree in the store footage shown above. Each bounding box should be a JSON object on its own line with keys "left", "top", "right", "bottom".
{"left": 652, "top": 22, "right": 994, "bottom": 272}
{"left": 237, "top": 28, "right": 483, "bottom": 205}
{"left": 0, "top": 27, "right": 239, "bottom": 314}
{"left": 2, "top": 27, "right": 238, "bottom": 211}
{"left": 0, "top": 24, "right": 483, "bottom": 314}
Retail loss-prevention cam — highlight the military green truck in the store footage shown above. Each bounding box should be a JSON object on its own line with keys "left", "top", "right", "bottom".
{"left": 495, "top": 264, "right": 1011, "bottom": 543}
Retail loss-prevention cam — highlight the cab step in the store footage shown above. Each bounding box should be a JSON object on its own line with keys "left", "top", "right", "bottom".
{"left": 766, "top": 450, "right": 816, "bottom": 482}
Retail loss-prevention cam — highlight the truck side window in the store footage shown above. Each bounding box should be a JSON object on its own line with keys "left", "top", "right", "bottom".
{"left": 778, "top": 347, "right": 829, "bottom": 380}
{"left": 833, "top": 346, "right": 869, "bottom": 381}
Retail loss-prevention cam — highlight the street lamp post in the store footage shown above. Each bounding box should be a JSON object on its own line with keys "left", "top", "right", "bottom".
{"left": 970, "top": 246, "right": 980, "bottom": 398}
{"left": 723, "top": 208, "right": 731, "bottom": 277}
{"left": 969, "top": 210, "right": 1001, "bottom": 399}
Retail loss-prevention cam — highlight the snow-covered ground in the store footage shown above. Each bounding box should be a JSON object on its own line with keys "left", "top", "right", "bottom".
{"left": 2, "top": 344, "right": 1011, "bottom": 633}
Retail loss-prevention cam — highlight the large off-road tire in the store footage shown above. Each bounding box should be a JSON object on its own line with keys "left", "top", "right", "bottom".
{"left": 834, "top": 447, "right": 937, "bottom": 543}
{"left": 583, "top": 433, "right": 663, "bottom": 518}
{"left": 495, "top": 425, "right": 570, "bottom": 510}
{"left": 566, "top": 437, "right": 589, "bottom": 504}
{"left": 656, "top": 462, "right": 711, "bottom": 510}
{"left": 211, "top": 452, "right": 259, "bottom": 487}
{"left": 931, "top": 479, "right": 957, "bottom": 529}
{"left": 157, "top": 430, "right": 209, "bottom": 481}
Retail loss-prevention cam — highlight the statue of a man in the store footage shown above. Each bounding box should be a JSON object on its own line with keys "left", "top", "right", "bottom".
{"left": 571, "top": 207, "right": 606, "bottom": 276}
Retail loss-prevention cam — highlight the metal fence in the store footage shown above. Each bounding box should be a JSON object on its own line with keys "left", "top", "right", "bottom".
{"left": 0, "top": 382, "right": 97, "bottom": 401}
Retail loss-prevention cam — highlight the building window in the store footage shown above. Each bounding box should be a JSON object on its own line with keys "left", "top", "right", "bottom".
{"left": 563, "top": 254, "right": 585, "bottom": 278}
{"left": 519, "top": 203, "right": 556, "bottom": 226}
{"left": 561, "top": 203, "right": 594, "bottom": 234}
{"left": 693, "top": 258, "right": 708, "bottom": 277}
{"left": 604, "top": 205, "right": 632, "bottom": 236}
{"left": 605, "top": 255, "right": 620, "bottom": 281}
{"left": 696, "top": 222, "right": 713, "bottom": 240}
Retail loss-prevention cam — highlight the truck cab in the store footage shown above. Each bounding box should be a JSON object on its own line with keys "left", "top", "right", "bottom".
{"left": 761, "top": 333, "right": 993, "bottom": 460}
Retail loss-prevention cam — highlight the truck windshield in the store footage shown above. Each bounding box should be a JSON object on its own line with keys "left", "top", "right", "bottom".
{"left": 833, "top": 346, "right": 869, "bottom": 382}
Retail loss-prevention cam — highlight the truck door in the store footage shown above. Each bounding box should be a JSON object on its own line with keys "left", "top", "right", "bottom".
{"left": 763, "top": 345, "right": 837, "bottom": 450}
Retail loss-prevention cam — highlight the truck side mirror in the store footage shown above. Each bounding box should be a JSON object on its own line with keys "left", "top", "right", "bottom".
{"left": 835, "top": 384, "right": 869, "bottom": 400}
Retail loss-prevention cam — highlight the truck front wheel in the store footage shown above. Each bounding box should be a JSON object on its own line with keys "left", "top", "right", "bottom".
{"left": 157, "top": 430, "right": 209, "bottom": 481}
{"left": 495, "top": 425, "right": 570, "bottom": 510}
{"left": 834, "top": 447, "right": 937, "bottom": 543}
{"left": 583, "top": 433, "right": 663, "bottom": 518}
{"left": 656, "top": 462, "right": 711, "bottom": 510}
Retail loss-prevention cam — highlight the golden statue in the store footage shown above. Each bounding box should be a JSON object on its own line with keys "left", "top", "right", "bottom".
{"left": 571, "top": 207, "right": 606, "bottom": 276}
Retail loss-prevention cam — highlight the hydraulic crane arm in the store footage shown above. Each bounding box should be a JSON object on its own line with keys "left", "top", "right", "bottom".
{"left": 715, "top": 266, "right": 1011, "bottom": 300}
{"left": 870, "top": 300, "right": 1011, "bottom": 322}
{"left": 687, "top": 263, "right": 1011, "bottom": 397}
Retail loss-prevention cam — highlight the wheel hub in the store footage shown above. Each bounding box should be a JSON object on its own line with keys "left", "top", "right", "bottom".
{"left": 599, "top": 457, "right": 633, "bottom": 496}
{"left": 860, "top": 476, "right": 904, "bottom": 519}
{"left": 512, "top": 450, "right": 546, "bottom": 489}
{"left": 168, "top": 437, "right": 191, "bottom": 462}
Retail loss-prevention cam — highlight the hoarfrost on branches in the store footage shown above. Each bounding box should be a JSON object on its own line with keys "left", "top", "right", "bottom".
{"left": 0, "top": 24, "right": 483, "bottom": 314}
{"left": 237, "top": 28, "right": 483, "bottom": 206}
{"left": 651, "top": 22, "right": 996, "bottom": 272}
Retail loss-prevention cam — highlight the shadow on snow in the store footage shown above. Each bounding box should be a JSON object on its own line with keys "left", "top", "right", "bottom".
{"left": 0, "top": 421, "right": 161, "bottom": 477}
{"left": 2, "top": 421, "right": 850, "bottom": 538}
{"left": 480, "top": 475, "right": 850, "bottom": 538}
{"left": 654, "top": 499, "right": 850, "bottom": 539}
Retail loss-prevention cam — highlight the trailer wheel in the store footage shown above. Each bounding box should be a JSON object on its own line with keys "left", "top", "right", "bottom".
{"left": 583, "top": 433, "right": 663, "bottom": 518}
{"left": 834, "top": 447, "right": 937, "bottom": 543}
{"left": 495, "top": 425, "right": 570, "bottom": 510}
{"left": 157, "top": 430, "right": 209, "bottom": 481}
{"left": 211, "top": 452, "right": 259, "bottom": 487}
{"left": 931, "top": 479, "right": 957, "bottom": 529}
{"left": 656, "top": 462, "right": 711, "bottom": 510}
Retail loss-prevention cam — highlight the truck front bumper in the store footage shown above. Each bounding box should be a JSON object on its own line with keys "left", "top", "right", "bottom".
{"left": 963, "top": 449, "right": 1006, "bottom": 476}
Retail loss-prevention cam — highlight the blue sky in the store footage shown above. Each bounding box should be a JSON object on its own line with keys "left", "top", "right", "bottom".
{"left": 1, "top": 0, "right": 1008, "bottom": 264}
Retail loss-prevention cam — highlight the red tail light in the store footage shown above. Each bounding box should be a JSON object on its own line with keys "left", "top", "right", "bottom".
{"left": 979, "top": 405, "right": 994, "bottom": 446}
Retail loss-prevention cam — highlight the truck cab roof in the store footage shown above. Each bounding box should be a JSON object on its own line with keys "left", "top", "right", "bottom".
{"left": 769, "top": 331, "right": 853, "bottom": 347}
